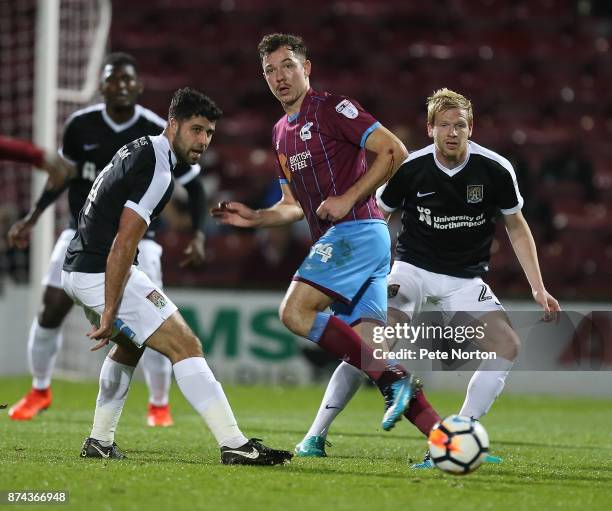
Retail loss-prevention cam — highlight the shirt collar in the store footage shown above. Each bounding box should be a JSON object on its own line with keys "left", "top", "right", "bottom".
{"left": 286, "top": 88, "right": 315, "bottom": 123}
{"left": 433, "top": 141, "right": 472, "bottom": 177}
{"left": 159, "top": 133, "right": 177, "bottom": 168}
{"left": 101, "top": 104, "right": 142, "bottom": 133}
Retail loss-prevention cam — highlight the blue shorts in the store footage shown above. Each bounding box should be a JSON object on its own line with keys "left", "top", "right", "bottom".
{"left": 294, "top": 220, "right": 390, "bottom": 326}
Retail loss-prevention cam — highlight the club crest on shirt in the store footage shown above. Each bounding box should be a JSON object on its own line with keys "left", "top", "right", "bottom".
{"left": 146, "top": 289, "right": 167, "bottom": 309}
{"left": 335, "top": 99, "right": 358, "bottom": 119}
{"left": 300, "top": 122, "right": 313, "bottom": 141}
{"left": 466, "top": 185, "right": 483, "bottom": 203}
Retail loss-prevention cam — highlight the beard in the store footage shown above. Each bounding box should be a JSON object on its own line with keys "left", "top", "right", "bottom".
{"left": 173, "top": 137, "right": 199, "bottom": 165}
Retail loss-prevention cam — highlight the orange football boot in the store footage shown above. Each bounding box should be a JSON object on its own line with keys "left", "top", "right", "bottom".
{"left": 146, "top": 404, "right": 174, "bottom": 427}
{"left": 8, "top": 388, "right": 52, "bottom": 420}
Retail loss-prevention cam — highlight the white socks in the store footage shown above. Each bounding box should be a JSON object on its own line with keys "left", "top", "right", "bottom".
{"left": 459, "top": 357, "right": 514, "bottom": 419}
{"left": 91, "top": 358, "right": 135, "bottom": 446}
{"left": 173, "top": 357, "right": 247, "bottom": 449}
{"left": 304, "top": 361, "right": 365, "bottom": 439}
{"left": 28, "top": 319, "right": 63, "bottom": 390}
{"left": 141, "top": 348, "right": 172, "bottom": 406}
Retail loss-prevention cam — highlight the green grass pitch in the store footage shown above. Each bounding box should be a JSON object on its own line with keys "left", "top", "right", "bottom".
{"left": 1, "top": 376, "right": 611, "bottom": 511}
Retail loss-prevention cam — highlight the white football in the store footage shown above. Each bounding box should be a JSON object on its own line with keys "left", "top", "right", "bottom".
{"left": 428, "top": 414, "right": 489, "bottom": 474}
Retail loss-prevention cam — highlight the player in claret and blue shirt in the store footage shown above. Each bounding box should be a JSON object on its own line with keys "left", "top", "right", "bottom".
{"left": 212, "top": 33, "right": 420, "bottom": 439}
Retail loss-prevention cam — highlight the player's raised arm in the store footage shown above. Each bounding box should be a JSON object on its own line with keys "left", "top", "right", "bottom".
{"left": 316, "top": 125, "right": 407, "bottom": 222}
{"left": 0, "top": 135, "right": 74, "bottom": 188}
{"left": 211, "top": 183, "right": 303, "bottom": 228}
{"left": 504, "top": 211, "right": 560, "bottom": 320}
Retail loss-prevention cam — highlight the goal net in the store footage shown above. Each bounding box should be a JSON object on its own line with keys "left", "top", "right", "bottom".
{"left": 0, "top": 0, "right": 111, "bottom": 378}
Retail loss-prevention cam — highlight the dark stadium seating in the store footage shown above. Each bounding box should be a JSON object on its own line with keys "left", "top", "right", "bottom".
{"left": 2, "top": 0, "right": 611, "bottom": 298}
{"left": 100, "top": 0, "right": 612, "bottom": 296}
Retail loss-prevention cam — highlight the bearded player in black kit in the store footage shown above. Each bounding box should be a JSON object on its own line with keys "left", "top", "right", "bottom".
{"left": 61, "top": 87, "right": 291, "bottom": 464}
{"left": 8, "top": 53, "right": 205, "bottom": 427}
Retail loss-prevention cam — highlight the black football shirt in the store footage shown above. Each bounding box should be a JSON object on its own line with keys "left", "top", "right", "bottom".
{"left": 60, "top": 103, "right": 200, "bottom": 237}
{"left": 378, "top": 141, "right": 523, "bottom": 278}
{"left": 63, "top": 134, "right": 176, "bottom": 273}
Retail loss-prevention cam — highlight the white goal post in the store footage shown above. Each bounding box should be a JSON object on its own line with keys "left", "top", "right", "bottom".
{"left": 30, "top": 0, "right": 111, "bottom": 323}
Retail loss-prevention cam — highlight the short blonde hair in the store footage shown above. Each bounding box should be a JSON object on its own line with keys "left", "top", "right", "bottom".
{"left": 427, "top": 88, "right": 473, "bottom": 126}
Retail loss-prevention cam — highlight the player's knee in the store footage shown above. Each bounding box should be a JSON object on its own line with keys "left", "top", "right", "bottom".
{"left": 167, "top": 333, "right": 203, "bottom": 362}
{"left": 38, "top": 305, "right": 67, "bottom": 328}
{"left": 38, "top": 289, "right": 72, "bottom": 328}
{"left": 279, "top": 302, "right": 303, "bottom": 335}
{"left": 388, "top": 307, "right": 411, "bottom": 326}
{"left": 186, "top": 334, "right": 204, "bottom": 358}
{"left": 495, "top": 329, "right": 521, "bottom": 361}
{"left": 278, "top": 300, "right": 292, "bottom": 327}
{"left": 108, "top": 343, "right": 142, "bottom": 367}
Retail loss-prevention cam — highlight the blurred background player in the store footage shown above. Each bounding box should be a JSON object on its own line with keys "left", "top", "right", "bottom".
{"left": 212, "top": 33, "right": 420, "bottom": 430}
{"left": 295, "top": 88, "right": 560, "bottom": 467}
{"left": 7, "top": 52, "right": 207, "bottom": 427}
{"left": 63, "top": 87, "right": 291, "bottom": 465}
{"left": 0, "top": 135, "right": 72, "bottom": 188}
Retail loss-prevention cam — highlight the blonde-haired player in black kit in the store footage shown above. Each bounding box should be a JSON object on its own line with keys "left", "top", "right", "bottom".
{"left": 296, "top": 88, "right": 560, "bottom": 468}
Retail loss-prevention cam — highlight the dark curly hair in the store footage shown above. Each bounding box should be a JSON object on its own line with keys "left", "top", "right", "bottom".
{"left": 168, "top": 87, "right": 223, "bottom": 122}
{"left": 102, "top": 52, "right": 138, "bottom": 72}
{"left": 257, "top": 33, "right": 307, "bottom": 61}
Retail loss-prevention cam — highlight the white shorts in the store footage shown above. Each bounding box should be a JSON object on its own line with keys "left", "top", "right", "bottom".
{"left": 61, "top": 266, "right": 177, "bottom": 347}
{"left": 387, "top": 260, "right": 504, "bottom": 324}
{"left": 44, "top": 229, "right": 163, "bottom": 290}
{"left": 42, "top": 229, "right": 76, "bottom": 289}
{"left": 136, "top": 239, "right": 163, "bottom": 288}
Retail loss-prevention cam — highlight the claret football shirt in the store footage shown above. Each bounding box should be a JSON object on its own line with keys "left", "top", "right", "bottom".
{"left": 272, "top": 88, "right": 384, "bottom": 242}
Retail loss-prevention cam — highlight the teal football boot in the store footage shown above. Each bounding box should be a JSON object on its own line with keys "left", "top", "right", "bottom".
{"left": 294, "top": 436, "right": 331, "bottom": 457}
{"left": 381, "top": 374, "right": 421, "bottom": 431}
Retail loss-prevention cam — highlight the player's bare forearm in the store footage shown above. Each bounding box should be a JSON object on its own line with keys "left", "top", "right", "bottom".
{"left": 104, "top": 208, "right": 148, "bottom": 317}
{"left": 212, "top": 184, "right": 303, "bottom": 228}
{"left": 506, "top": 212, "right": 561, "bottom": 317}
{"left": 104, "top": 238, "right": 138, "bottom": 318}
{"left": 317, "top": 130, "right": 407, "bottom": 223}
{"left": 344, "top": 127, "right": 408, "bottom": 206}
{"left": 255, "top": 201, "right": 304, "bottom": 227}
{"left": 504, "top": 212, "right": 545, "bottom": 292}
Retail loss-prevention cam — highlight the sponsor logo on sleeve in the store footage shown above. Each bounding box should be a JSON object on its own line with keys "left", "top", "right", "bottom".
{"left": 335, "top": 99, "right": 358, "bottom": 119}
